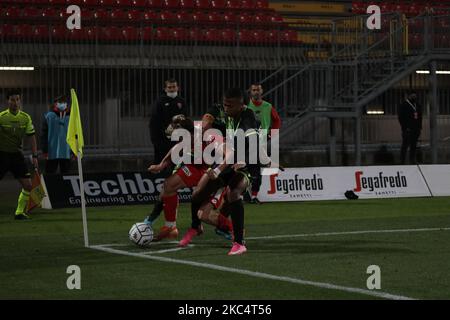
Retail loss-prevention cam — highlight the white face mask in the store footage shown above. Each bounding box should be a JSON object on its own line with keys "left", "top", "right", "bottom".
{"left": 57, "top": 102, "right": 67, "bottom": 111}
{"left": 166, "top": 92, "right": 178, "bottom": 99}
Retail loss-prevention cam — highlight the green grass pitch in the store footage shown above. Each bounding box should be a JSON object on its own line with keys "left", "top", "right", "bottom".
{"left": 1, "top": 190, "right": 449, "bottom": 300}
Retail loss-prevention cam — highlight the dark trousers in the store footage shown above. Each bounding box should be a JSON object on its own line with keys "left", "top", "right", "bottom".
{"left": 400, "top": 129, "right": 420, "bottom": 164}
{"left": 46, "top": 159, "right": 71, "bottom": 175}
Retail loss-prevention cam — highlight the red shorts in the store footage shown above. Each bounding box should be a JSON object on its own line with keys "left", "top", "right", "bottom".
{"left": 175, "top": 164, "right": 207, "bottom": 188}
{"left": 209, "top": 186, "right": 228, "bottom": 210}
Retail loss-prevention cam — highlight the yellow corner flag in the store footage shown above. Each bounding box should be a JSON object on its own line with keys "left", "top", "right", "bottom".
{"left": 67, "top": 89, "right": 84, "bottom": 158}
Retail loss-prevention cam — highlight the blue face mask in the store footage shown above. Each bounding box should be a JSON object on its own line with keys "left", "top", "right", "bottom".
{"left": 57, "top": 102, "right": 67, "bottom": 111}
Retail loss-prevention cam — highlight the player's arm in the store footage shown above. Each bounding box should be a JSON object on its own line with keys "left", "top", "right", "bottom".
{"left": 270, "top": 106, "right": 281, "bottom": 136}
{"left": 25, "top": 116, "right": 39, "bottom": 170}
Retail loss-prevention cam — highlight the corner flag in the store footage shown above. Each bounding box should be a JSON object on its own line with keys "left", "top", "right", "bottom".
{"left": 67, "top": 88, "right": 84, "bottom": 158}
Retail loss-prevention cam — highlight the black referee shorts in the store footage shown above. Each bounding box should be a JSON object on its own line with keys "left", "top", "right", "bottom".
{"left": 0, "top": 151, "right": 31, "bottom": 180}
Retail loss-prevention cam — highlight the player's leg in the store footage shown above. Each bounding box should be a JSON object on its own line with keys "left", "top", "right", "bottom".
{"left": 154, "top": 173, "right": 186, "bottom": 240}
{"left": 12, "top": 153, "right": 32, "bottom": 220}
{"left": 224, "top": 172, "right": 250, "bottom": 255}
{"left": 249, "top": 165, "right": 262, "bottom": 204}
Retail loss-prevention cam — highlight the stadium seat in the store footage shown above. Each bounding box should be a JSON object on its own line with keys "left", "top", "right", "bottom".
{"left": 195, "top": 0, "right": 210, "bottom": 10}
{"left": 22, "top": 7, "right": 41, "bottom": 19}
{"left": 237, "top": 13, "right": 252, "bottom": 24}
{"left": 223, "top": 12, "right": 236, "bottom": 23}
{"left": 4, "top": 7, "right": 21, "bottom": 19}
{"left": 131, "top": 0, "right": 147, "bottom": 6}
{"left": 226, "top": 0, "right": 240, "bottom": 9}
{"left": 143, "top": 10, "right": 158, "bottom": 21}
{"left": 252, "top": 29, "right": 266, "bottom": 43}
{"left": 188, "top": 27, "right": 205, "bottom": 41}
{"left": 148, "top": 0, "right": 164, "bottom": 7}
{"left": 82, "top": 0, "right": 99, "bottom": 5}
{"left": 116, "top": 0, "right": 133, "bottom": 6}
{"left": 266, "top": 29, "right": 280, "bottom": 43}
{"left": 155, "top": 27, "right": 171, "bottom": 41}
{"left": 111, "top": 9, "right": 127, "bottom": 20}
{"left": 255, "top": 0, "right": 268, "bottom": 9}
{"left": 127, "top": 9, "right": 142, "bottom": 21}
{"left": 98, "top": 0, "right": 115, "bottom": 5}
{"left": 100, "top": 26, "right": 121, "bottom": 41}
{"left": 269, "top": 13, "right": 284, "bottom": 24}
{"left": 254, "top": 13, "right": 269, "bottom": 24}
{"left": 122, "top": 26, "right": 140, "bottom": 41}
{"left": 33, "top": 25, "right": 50, "bottom": 39}
{"left": 280, "top": 29, "right": 297, "bottom": 43}
{"left": 81, "top": 9, "right": 95, "bottom": 20}
{"left": 176, "top": 10, "right": 193, "bottom": 23}
{"left": 206, "top": 11, "right": 222, "bottom": 23}
{"left": 94, "top": 9, "right": 110, "bottom": 21}
{"left": 172, "top": 27, "right": 188, "bottom": 41}
{"left": 211, "top": 0, "right": 226, "bottom": 9}
{"left": 15, "top": 25, "right": 34, "bottom": 39}
{"left": 204, "top": 28, "right": 221, "bottom": 42}
{"left": 0, "top": 24, "right": 15, "bottom": 38}
{"left": 241, "top": 0, "right": 255, "bottom": 10}
{"left": 68, "top": 28, "right": 85, "bottom": 41}
{"left": 42, "top": 7, "right": 59, "bottom": 19}
{"left": 48, "top": 0, "right": 67, "bottom": 4}
{"left": 51, "top": 25, "right": 67, "bottom": 40}
{"left": 164, "top": 0, "right": 180, "bottom": 8}
{"left": 159, "top": 10, "right": 176, "bottom": 22}
{"left": 221, "top": 28, "right": 236, "bottom": 42}
{"left": 192, "top": 11, "right": 208, "bottom": 23}
{"left": 180, "top": 0, "right": 194, "bottom": 9}
{"left": 141, "top": 26, "right": 154, "bottom": 40}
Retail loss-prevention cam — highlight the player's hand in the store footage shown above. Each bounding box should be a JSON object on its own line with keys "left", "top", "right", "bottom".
{"left": 207, "top": 168, "right": 219, "bottom": 180}
{"left": 232, "top": 162, "right": 246, "bottom": 171}
{"left": 148, "top": 164, "right": 162, "bottom": 174}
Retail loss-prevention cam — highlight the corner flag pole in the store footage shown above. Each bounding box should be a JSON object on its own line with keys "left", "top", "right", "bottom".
{"left": 76, "top": 134, "right": 89, "bottom": 248}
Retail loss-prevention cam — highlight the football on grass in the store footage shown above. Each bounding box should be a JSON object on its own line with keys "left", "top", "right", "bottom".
{"left": 129, "top": 223, "right": 153, "bottom": 247}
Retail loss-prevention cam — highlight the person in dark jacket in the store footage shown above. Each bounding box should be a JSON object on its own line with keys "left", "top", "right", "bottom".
{"left": 41, "top": 95, "right": 72, "bottom": 174}
{"left": 149, "top": 79, "right": 188, "bottom": 163}
{"left": 398, "top": 92, "right": 423, "bottom": 164}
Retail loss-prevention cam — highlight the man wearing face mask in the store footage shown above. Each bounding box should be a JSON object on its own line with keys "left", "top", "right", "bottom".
{"left": 398, "top": 91, "right": 423, "bottom": 164}
{"left": 149, "top": 79, "right": 188, "bottom": 163}
{"left": 246, "top": 83, "right": 281, "bottom": 204}
{"left": 41, "top": 95, "right": 72, "bottom": 174}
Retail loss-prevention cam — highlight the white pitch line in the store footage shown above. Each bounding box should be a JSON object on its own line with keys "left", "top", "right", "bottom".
{"left": 142, "top": 245, "right": 194, "bottom": 255}
{"left": 245, "top": 227, "right": 450, "bottom": 241}
{"left": 90, "top": 244, "right": 415, "bottom": 300}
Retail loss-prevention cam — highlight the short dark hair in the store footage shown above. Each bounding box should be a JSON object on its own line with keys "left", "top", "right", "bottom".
{"left": 179, "top": 118, "right": 195, "bottom": 134}
{"left": 54, "top": 94, "right": 68, "bottom": 103}
{"left": 6, "top": 89, "right": 21, "bottom": 100}
{"left": 223, "top": 88, "right": 244, "bottom": 100}
{"left": 164, "top": 78, "right": 178, "bottom": 87}
{"left": 249, "top": 83, "right": 262, "bottom": 88}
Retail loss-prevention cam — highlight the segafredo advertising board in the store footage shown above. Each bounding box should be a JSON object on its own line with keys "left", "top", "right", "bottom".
{"left": 258, "top": 166, "right": 431, "bottom": 202}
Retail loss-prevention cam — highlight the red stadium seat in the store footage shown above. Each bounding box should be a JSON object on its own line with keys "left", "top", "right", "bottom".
{"left": 16, "top": 25, "right": 33, "bottom": 38}
{"left": 252, "top": 29, "right": 266, "bottom": 43}
{"left": 188, "top": 27, "right": 205, "bottom": 41}
{"left": 155, "top": 27, "right": 171, "bottom": 41}
{"left": 94, "top": 9, "right": 110, "bottom": 20}
{"left": 68, "top": 28, "right": 85, "bottom": 41}
{"left": 204, "top": 28, "right": 221, "bottom": 42}
{"left": 280, "top": 29, "right": 297, "bottom": 43}
{"left": 100, "top": 26, "right": 121, "bottom": 41}
{"left": 195, "top": 0, "right": 210, "bottom": 9}
{"left": 48, "top": 0, "right": 67, "bottom": 4}
{"left": 180, "top": 0, "right": 194, "bottom": 9}
{"left": 255, "top": 0, "right": 268, "bottom": 9}
{"left": 238, "top": 29, "right": 253, "bottom": 43}
{"left": 241, "top": 0, "right": 255, "bottom": 10}
{"left": 82, "top": 0, "right": 99, "bottom": 5}
{"left": 211, "top": 0, "right": 226, "bottom": 9}
{"left": 33, "top": 25, "right": 49, "bottom": 39}
{"left": 99, "top": 0, "right": 115, "bottom": 5}
{"left": 223, "top": 12, "right": 236, "bottom": 23}
{"left": 116, "top": 0, "right": 133, "bottom": 6}
{"left": 266, "top": 29, "right": 280, "bottom": 43}
{"left": 159, "top": 10, "right": 176, "bottom": 22}
{"left": 121, "top": 26, "right": 140, "bottom": 41}
{"left": 221, "top": 28, "right": 236, "bottom": 42}
{"left": 127, "top": 10, "right": 142, "bottom": 21}
{"left": 131, "top": 0, "right": 147, "bottom": 6}
{"left": 254, "top": 13, "right": 269, "bottom": 24}
{"left": 51, "top": 26, "right": 68, "bottom": 40}
{"left": 22, "top": 7, "right": 41, "bottom": 19}
{"left": 206, "top": 11, "right": 222, "bottom": 23}
{"left": 172, "top": 27, "right": 188, "bottom": 41}
{"left": 269, "top": 13, "right": 284, "bottom": 24}
{"left": 192, "top": 11, "right": 208, "bottom": 23}
{"left": 4, "top": 7, "right": 21, "bottom": 19}
{"left": 143, "top": 10, "right": 158, "bottom": 21}
{"left": 226, "top": 0, "right": 240, "bottom": 9}
{"left": 141, "top": 26, "right": 154, "bottom": 40}
{"left": 42, "top": 7, "right": 59, "bottom": 19}
{"left": 0, "top": 25, "right": 15, "bottom": 38}
{"left": 164, "top": 0, "right": 180, "bottom": 8}
{"left": 148, "top": 0, "right": 164, "bottom": 7}
{"left": 176, "top": 11, "right": 193, "bottom": 23}
{"left": 111, "top": 9, "right": 127, "bottom": 20}
{"left": 237, "top": 13, "right": 252, "bottom": 24}
{"left": 85, "top": 26, "right": 98, "bottom": 41}
{"left": 81, "top": 9, "right": 94, "bottom": 20}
